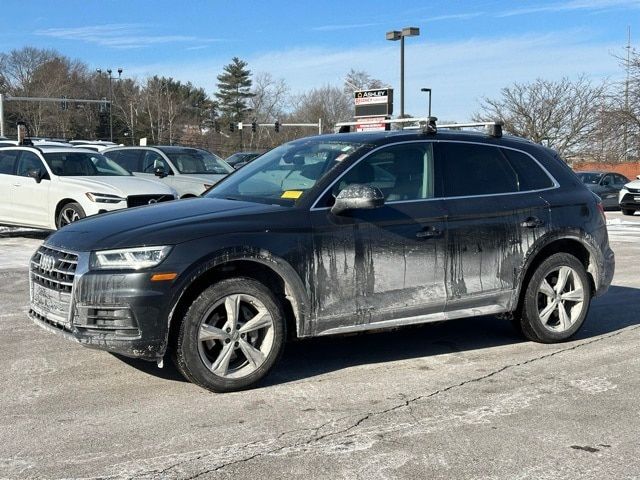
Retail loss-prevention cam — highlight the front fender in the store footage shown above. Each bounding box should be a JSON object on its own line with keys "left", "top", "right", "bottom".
{"left": 166, "top": 245, "right": 312, "bottom": 348}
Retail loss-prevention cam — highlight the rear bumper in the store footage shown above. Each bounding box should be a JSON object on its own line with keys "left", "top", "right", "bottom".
{"left": 596, "top": 245, "right": 615, "bottom": 297}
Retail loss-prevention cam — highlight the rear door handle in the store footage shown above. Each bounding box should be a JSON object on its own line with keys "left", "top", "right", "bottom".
{"left": 520, "top": 216, "right": 544, "bottom": 228}
{"left": 416, "top": 226, "right": 442, "bottom": 239}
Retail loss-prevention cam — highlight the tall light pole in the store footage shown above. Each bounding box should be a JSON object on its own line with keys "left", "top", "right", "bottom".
{"left": 97, "top": 67, "right": 123, "bottom": 141}
{"left": 386, "top": 27, "right": 420, "bottom": 118}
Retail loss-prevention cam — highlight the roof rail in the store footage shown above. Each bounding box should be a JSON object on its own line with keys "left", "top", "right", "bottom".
{"left": 335, "top": 118, "right": 504, "bottom": 138}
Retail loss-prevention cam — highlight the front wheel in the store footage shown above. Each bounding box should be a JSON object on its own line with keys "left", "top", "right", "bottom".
{"left": 516, "top": 253, "right": 591, "bottom": 343}
{"left": 173, "top": 278, "right": 286, "bottom": 392}
{"left": 56, "top": 202, "right": 86, "bottom": 229}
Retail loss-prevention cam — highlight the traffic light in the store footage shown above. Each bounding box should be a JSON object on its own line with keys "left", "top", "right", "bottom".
{"left": 229, "top": 122, "right": 235, "bottom": 133}
{"left": 251, "top": 119, "right": 257, "bottom": 132}
{"left": 60, "top": 95, "right": 68, "bottom": 111}
{"left": 274, "top": 120, "right": 280, "bottom": 133}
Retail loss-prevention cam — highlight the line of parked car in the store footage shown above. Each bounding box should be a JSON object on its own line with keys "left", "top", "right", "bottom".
{"left": 0, "top": 138, "right": 246, "bottom": 230}
{"left": 576, "top": 170, "right": 640, "bottom": 215}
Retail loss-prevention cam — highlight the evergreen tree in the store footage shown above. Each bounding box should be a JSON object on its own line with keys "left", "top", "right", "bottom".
{"left": 214, "top": 57, "right": 254, "bottom": 122}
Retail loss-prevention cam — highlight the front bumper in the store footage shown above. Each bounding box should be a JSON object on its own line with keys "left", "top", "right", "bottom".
{"left": 28, "top": 247, "right": 175, "bottom": 360}
{"left": 619, "top": 192, "right": 640, "bottom": 210}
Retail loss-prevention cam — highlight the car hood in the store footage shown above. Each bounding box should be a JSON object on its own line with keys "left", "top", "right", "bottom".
{"left": 46, "top": 197, "right": 291, "bottom": 251}
{"left": 623, "top": 180, "right": 640, "bottom": 189}
{"left": 58, "top": 176, "right": 176, "bottom": 196}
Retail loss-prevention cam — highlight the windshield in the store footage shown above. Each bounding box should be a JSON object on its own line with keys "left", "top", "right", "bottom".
{"left": 164, "top": 149, "right": 233, "bottom": 175}
{"left": 44, "top": 151, "right": 132, "bottom": 176}
{"left": 206, "top": 139, "right": 364, "bottom": 206}
{"left": 577, "top": 172, "right": 603, "bottom": 184}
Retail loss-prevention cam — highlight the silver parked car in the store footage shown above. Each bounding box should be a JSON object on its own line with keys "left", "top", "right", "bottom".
{"left": 104, "top": 146, "right": 233, "bottom": 198}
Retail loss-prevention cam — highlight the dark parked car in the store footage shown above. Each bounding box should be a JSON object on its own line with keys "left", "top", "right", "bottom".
{"left": 576, "top": 171, "right": 629, "bottom": 210}
{"left": 225, "top": 151, "right": 262, "bottom": 169}
{"left": 28, "top": 124, "right": 614, "bottom": 392}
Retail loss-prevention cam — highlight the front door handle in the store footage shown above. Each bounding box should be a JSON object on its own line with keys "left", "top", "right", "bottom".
{"left": 416, "top": 226, "right": 442, "bottom": 239}
{"left": 520, "top": 216, "right": 544, "bottom": 228}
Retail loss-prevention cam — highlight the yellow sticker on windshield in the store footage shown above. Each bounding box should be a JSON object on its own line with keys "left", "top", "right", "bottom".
{"left": 281, "top": 190, "right": 303, "bottom": 199}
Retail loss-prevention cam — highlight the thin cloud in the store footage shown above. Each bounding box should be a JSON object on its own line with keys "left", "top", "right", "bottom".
{"left": 312, "top": 22, "right": 381, "bottom": 32}
{"left": 498, "top": 0, "right": 640, "bottom": 17}
{"left": 35, "top": 23, "right": 223, "bottom": 49}
{"left": 425, "top": 12, "right": 485, "bottom": 22}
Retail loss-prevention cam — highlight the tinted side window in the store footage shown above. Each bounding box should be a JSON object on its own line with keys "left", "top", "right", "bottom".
{"left": 329, "top": 143, "right": 434, "bottom": 203}
{"left": 0, "top": 150, "right": 19, "bottom": 175}
{"left": 501, "top": 149, "right": 554, "bottom": 190}
{"left": 436, "top": 143, "right": 518, "bottom": 197}
{"left": 16, "top": 152, "right": 46, "bottom": 177}
{"left": 141, "top": 151, "right": 169, "bottom": 173}
{"left": 614, "top": 174, "right": 629, "bottom": 186}
{"left": 104, "top": 150, "right": 141, "bottom": 172}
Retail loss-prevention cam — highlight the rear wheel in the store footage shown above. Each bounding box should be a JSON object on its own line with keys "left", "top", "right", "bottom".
{"left": 56, "top": 202, "right": 85, "bottom": 229}
{"left": 622, "top": 208, "right": 635, "bottom": 216}
{"left": 516, "top": 253, "right": 591, "bottom": 343}
{"left": 173, "top": 278, "right": 286, "bottom": 392}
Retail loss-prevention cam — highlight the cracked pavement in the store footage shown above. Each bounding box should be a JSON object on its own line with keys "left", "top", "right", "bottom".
{"left": 1, "top": 211, "right": 640, "bottom": 479}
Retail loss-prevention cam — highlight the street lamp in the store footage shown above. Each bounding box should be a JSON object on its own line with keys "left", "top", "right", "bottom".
{"left": 421, "top": 88, "right": 432, "bottom": 117}
{"left": 386, "top": 27, "right": 420, "bottom": 118}
{"left": 96, "top": 67, "right": 123, "bottom": 141}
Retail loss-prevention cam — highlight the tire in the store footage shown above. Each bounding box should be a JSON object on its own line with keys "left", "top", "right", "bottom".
{"left": 173, "top": 278, "right": 286, "bottom": 392}
{"left": 56, "top": 202, "right": 86, "bottom": 229}
{"left": 622, "top": 208, "right": 635, "bottom": 216}
{"left": 516, "top": 253, "right": 591, "bottom": 343}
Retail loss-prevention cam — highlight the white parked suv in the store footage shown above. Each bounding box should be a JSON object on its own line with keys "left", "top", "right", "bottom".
{"left": 103, "top": 146, "right": 233, "bottom": 197}
{"left": 0, "top": 146, "right": 177, "bottom": 230}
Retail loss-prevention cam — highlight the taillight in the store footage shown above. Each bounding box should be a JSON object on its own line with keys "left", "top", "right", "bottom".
{"left": 597, "top": 202, "right": 606, "bottom": 221}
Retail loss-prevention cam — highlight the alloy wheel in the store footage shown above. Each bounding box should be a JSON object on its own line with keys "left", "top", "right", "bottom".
{"left": 536, "top": 266, "right": 585, "bottom": 333}
{"left": 197, "top": 293, "right": 275, "bottom": 379}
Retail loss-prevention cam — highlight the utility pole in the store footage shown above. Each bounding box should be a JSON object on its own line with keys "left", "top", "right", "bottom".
{"left": 624, "top": 26, "right": 631, "bottom": 161}
{"left": 0, "top": 93, "right": 5, "bottom": 138}
{"left": 130, "top": 102, "right": 135, "bottom": 145}
{"left": 97, "top": 68, "right": 123, "bottom": 142}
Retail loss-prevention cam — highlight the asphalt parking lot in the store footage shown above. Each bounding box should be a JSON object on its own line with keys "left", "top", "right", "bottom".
{"left": 1, "top": 211, "right": 639, "bottom": 479}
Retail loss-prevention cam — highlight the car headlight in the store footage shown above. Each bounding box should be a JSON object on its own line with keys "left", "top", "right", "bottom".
{"left": 86, "top": 192, "right": 125, "bottom": 204}
{"left": 90, "top": 246, "right": 172, "bottom": 270}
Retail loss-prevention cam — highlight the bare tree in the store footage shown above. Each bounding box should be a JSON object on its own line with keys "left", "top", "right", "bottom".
{"left": 343, "top": 69, "right": 386, "bottom": 94}
{"left": 291, "top": 85, "right": 352, "bottom": 133}
{"left": 474, "top": 76, "right": 605, "bottom": 159}
{"left": 247, "top": 73, "right": 289, "bottom": 149}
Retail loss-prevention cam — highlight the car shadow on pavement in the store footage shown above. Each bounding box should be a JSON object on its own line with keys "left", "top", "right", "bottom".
{"left": 264, "top": 284, "right": 640, "bottom": 387}
{"left": 111, "top": 285, "right": 640, "bottom": 387}
{"left": 0, "top": 228, "right": 50, "bottom": 240}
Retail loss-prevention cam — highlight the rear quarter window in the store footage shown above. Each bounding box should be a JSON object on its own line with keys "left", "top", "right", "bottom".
{"left": 501, "top": 148, "right": 555, "bottom": 190}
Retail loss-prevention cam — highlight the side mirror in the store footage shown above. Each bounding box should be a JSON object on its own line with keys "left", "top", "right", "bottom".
{"left": 331, "top": 184, "right": 385, "bottom": 215}
{"left": 27, "top": 169, "right": 44, "bottom": 183}
{"left": 154, "top": 166, "right": 167, "bottom": 178}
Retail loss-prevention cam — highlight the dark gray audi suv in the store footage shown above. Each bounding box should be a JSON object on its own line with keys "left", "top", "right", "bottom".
{"left": 28, "top": 124, "right": 615, "bottom": 392}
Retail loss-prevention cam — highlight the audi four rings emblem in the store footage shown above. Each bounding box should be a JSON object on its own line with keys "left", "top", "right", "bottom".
{"left": 148, "top": 199, "right": 158, "bottom": 204}
{"left": 39, "top": 254, "right": 56, "bottom": 273}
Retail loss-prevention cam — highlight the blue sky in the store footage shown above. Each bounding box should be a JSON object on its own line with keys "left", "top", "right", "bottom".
{"left": 1, "top": 0, "right": 638, "bottom": 120}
